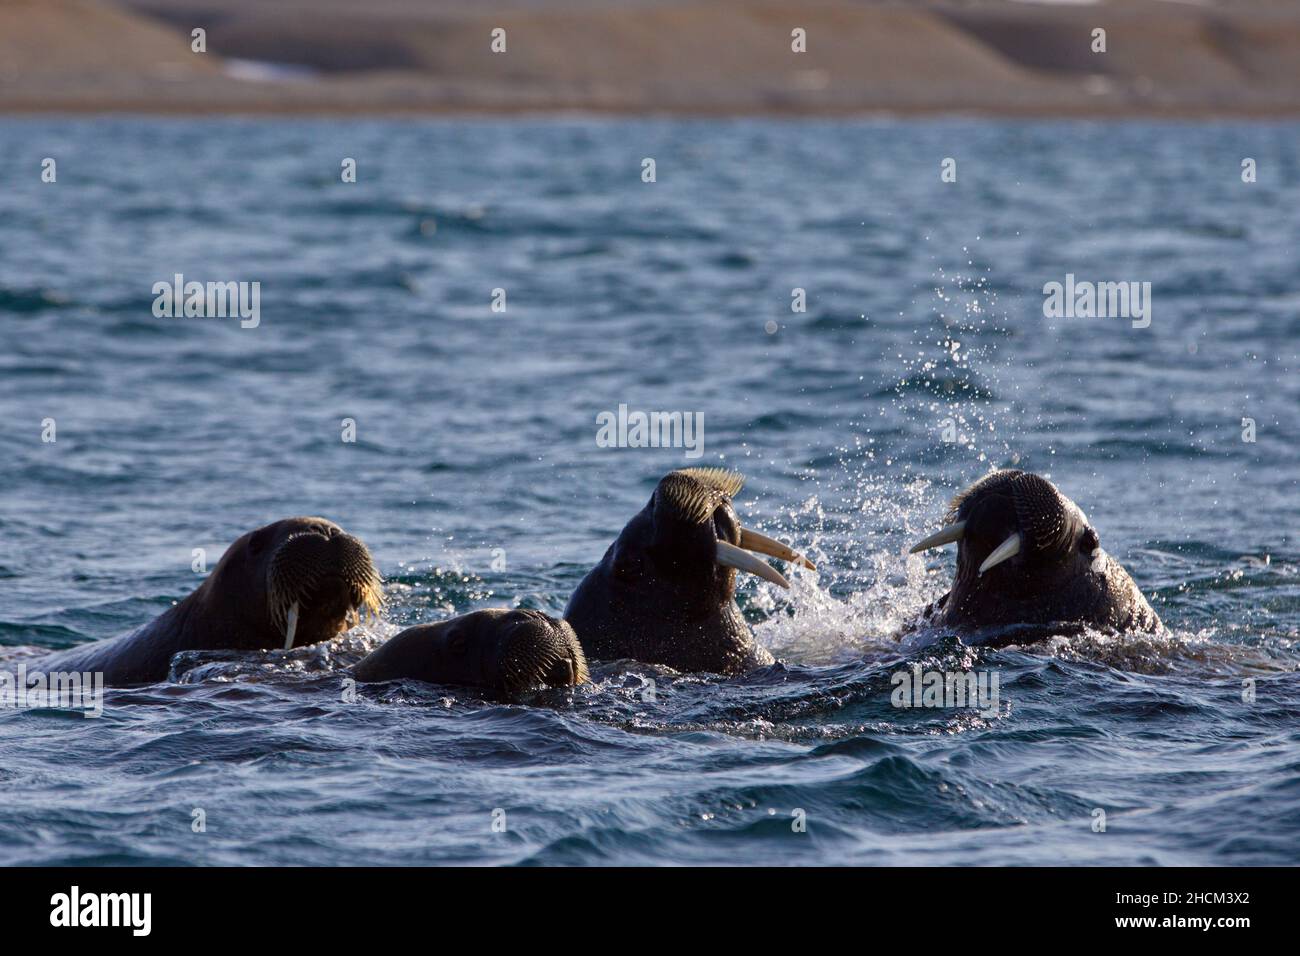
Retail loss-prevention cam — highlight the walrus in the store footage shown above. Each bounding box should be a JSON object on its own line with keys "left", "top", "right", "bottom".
{"left": 33, "top": 517, "right": 588, "bottom": 697}
{"left": 33, "top": 516, "right": 386, "bottom": 685}
{"left": 351, "top": 608, "right": 589, "bottom": 697}
{"left": 563, "top": 468, "right": 814, "bottom": 674}
{"left": 908, "top": 470, "right": 1162, "bottom": 643}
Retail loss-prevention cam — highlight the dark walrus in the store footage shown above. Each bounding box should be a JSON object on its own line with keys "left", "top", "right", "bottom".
{"left": 352, "top": 608, "right": 588, "bottom": 697}
{"left": 564, "top": 468, "right": 814, "bottom": 674}
{"left": 33, "top": 517, "right": 586, "bottom": 696}
{"left": 909, "top": 470, "right": 1162, "bottom": 643}
{"left": 35, "top": 516, "right": 384, "bottom": 685}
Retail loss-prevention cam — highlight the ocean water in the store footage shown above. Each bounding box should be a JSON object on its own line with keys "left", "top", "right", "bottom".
{"left": 0, "top": 117, "right": 1297, "bottom": 866}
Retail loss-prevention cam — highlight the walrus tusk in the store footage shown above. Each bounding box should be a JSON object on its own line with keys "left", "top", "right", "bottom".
{"left": 979, "top": 533, "right": 1021, "bottom": 575}
{"left": 716, "top": 540, "right": 791, "bottom": 589}
{"left": 738, "top": 527, "right": 816, "bottom": 570}
{"left": 909, "top": 521, "right": 967, "bottom": 554}
{"left": 284, "top": 602, "right": 300, "bottom": 650}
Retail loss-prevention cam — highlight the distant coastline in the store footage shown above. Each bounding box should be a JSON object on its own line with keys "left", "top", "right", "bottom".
{"left": 3, "top": 0, "right": 1300, "bottom": 117}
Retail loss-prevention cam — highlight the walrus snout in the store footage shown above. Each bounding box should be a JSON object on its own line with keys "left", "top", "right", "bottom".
{"left": 495, "top": 611, "right": 589, "bottom": 695}
{"left": 267, "top": 521, "right": 384, "bottom": 649}
{"left": 650, "top": 468, "right": 815, "bottom": 591}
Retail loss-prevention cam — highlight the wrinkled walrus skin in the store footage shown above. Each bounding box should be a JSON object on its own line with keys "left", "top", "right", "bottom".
{"left": 909, "top": 470, "right": 1162, "bottom": 645}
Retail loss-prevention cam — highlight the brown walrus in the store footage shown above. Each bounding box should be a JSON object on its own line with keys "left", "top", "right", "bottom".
{"left": 352, "top": 608, "right": 589, "bottom": 697}
{"left": 33, "top": 517, "right": 587, "bottom": 697}
{"left": 909, "top": 470, "right": 1162, "bottom": 644}
{"left": 33, "top": 517, "right": 385, "bottom": 685}
{"left": 563, "top": 468, "right": 814, "bottom": 674}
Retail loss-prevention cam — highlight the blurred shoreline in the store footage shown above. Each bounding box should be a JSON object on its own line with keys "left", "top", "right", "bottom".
{"left": 3, "top": 0, "right": 1300, "bottom": 118}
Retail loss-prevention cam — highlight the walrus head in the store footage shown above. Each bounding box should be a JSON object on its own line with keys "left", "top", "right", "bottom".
{"left": 909, "top": 470, "right": 1160, "bottom": 637}
{"left": 205, "top": 517, "right": 384, "bottom": 651}
{"left": 623, "top": 467, "right": 814, "bottom": 609}
{"left": 563, "top": 468, "right": 814, "bottom": 673}
{"left": 351, "top": 609, "right": 589, "bottom": 698}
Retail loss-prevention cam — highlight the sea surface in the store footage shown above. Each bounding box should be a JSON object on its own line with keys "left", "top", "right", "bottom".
{"left": 0, "top": 117, "right": 1297, "bottom": 866}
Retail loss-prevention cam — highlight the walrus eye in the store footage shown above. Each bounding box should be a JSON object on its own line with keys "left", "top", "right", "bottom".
{"left": 1079, "top": 527, "right": 1100, "bottom": 554}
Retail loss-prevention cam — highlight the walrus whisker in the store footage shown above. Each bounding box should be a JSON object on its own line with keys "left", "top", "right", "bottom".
{"left": 674, "top": 467, "right": 745, "bottom": 499}
{"left": 571, "top": 653, "right": 590, "bottom": 685}
{"left": 979, "top": 533, "right": 1021, "bottom": 575}
{"left": 659, "top": 468, "right": 747, "bottom": 523}
{"left": 738, "top": 527, "right": 815, "bottom": 570}
{"left": 659, "top": 482, "right": 720, "bottom": 523}
{"left": 909, "top": 520, "right": 967, "bottom": 554}
{"left": 358, "top": 575, "right": 385, "bottom": 619}
{"left": 716, "top": 540, "right": 790, "bottom": 589}
{"left": 283, "top": 601, "right": 300, "bottom": 650}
